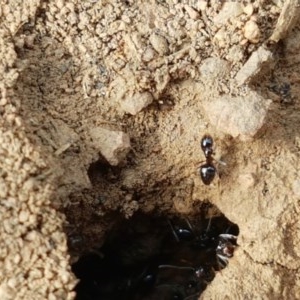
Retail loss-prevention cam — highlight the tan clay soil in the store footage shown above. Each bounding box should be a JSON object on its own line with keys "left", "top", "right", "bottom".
{"left": 1, "top": 0, "right": 300, "bottom": 299}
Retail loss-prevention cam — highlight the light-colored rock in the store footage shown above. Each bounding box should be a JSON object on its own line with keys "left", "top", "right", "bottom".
{"left": 19, "top": 210, "right": 29, "bottom": 223}
{"left": 213, "top": 28, "right": 227, "bottom": 48}
{"left": 272, "top": 0, "right": 284, "bottom": 7}
{"left": 200, "top": 57, "right": 230, "bottom": 80}
{"left": 196, "top": 1, "right": 207, "bottom": 11}
{"left": 203, "top": 91, "right": 271, "bottom": 140}
{"left": 269, "top": 0, "right": 300, "bottom": 42}
{"left": 214, "top": 3, "right": 243, "bottom": 25}
{"left": 88, "top": 127, "right": 131, "bottom": 166}
{"left": 235, "top": 46, "right": 273, "bottom": 86}
{"left": 243, "top": 4, "right": 254, "bottom": 16}
{"left": 243, "top": 20, "right": 261, "bottom": 43}
{"left": 226, "top": 45, "right": 244, "bottom": 63}
{"left": 120, "top": 91, "right": 153, "bottom": 115}
{"left": 184, "top": 5, "right": 199, "bottom": 20}
{"left": 142, "top": 46, "right": 156, "bottom": 62}
{"left": 149, "top": 33, "right": 169, "bottom": 55}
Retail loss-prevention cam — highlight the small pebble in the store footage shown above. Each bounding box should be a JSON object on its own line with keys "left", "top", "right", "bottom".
{"left": 244, "top": 20, "right": 261, "bottom": 43}
{"left": 214, "top": 3, "right": 243, "bottom": 25}
{"left": 243, "top": 4, "right": 254, "bottom": 16}
{"left": 149, "top": 33, "right": 169, "bottom": 55}
{"left": 88, "top": 127, "right": 131, "bottom": 166}
{"left": 120, "top": 92, "right": 153, "bottom": 115}
{"left": 235, "top": 46, "right": 273, "bottom": 86}
{"left": 197, "top": 1, "right": 207, "bottom": 11}
{"left": 203, "top": 91, "right": 271, "bottom": 141}
{"left": 184, "top": 5, "right": 199, "bottom": 20}
{"left": 142, "top": 47, "right": 156, "bottom": 62}
{"left": 200, "top": 57, "right": 230, "bottom": 80}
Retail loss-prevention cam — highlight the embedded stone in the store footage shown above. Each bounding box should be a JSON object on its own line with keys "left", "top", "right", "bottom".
{"left": 88, "top": 127, "right": 131, "bottom": 166}
{"left": 120, "top": 92, "right": 153, "bottom": 115}
{"left": 203, "top": 91, "right": 271, "bottom": 140}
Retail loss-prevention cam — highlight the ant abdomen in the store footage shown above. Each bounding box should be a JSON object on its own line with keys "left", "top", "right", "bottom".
{"left": 200, "top": 163, "right": 216, "bottom": 185}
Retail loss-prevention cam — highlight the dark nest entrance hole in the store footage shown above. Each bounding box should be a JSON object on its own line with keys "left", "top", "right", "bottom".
{"left": 71, "top": 205, "right": 239, "bottom": 300}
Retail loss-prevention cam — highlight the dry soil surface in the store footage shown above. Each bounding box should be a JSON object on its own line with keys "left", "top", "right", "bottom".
{"left": 1, "top": 0, "right": 300, "bottom": 299}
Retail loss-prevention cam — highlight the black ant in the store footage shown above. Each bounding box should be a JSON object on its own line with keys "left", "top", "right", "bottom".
{"left": 199, "top": 135, "right": 228, "bottom": 185}
{"left": 199, "top": 135, "right": 216, "bottom": 185}
{"left": 168, "top": 217, "right": 237, "bottom": 268}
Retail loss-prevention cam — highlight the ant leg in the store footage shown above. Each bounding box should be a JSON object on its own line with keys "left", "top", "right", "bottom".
{"left": 216, "top": 254, "right": 228, "bottom": 270}
{"left": 225, "top": 225, "right": 232, "bottom": 234}
{"left": 219, "top": 233, "right": 237, "bottom": 241}
{"left": 184, "top": 217, "right": 195, "bottom": 235}
{"left": 158, "top": 265, "right": 196, "bottom": 272}
{"left": 89, "top": 249, "right": 105, "bottom": 259}
{"left": 168, "top": 219, "right": 195, "bottom": 242}
{"left": 205, "top": 216, "right": 212, "bottom": 232}
{"left": 210, "top": 141, "right": 226, "bottom": 166}
{"left": 154, "top": 283, "right": 185, "bottom": 297}
{"left": 195, "top": 160, "right": 206, "bottom": 168}
{"left": 213, "top": 157, "right": 226, "bottom": 166}
{"left": 167, "top": 219, "right": 180, "bottom": 242}
{"left": 184, "top": 292, "right": 201, "bottom": 300}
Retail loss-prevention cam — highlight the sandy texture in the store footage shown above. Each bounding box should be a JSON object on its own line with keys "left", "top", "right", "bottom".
{"left": 0, "top": 2, "right": 76, "bottom": 299}
{"left": 1, "top": 0, "right": 300, "bottom": 299}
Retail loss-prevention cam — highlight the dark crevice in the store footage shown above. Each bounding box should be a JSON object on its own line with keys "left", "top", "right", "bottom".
{"left": 88, "top": 160, "right": 122, "bottom": 185}
{"left": 72, "top": 209, "right": 239, "bottom": 300}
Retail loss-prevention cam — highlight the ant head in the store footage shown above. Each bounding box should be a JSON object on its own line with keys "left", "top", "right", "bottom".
{"left": 216, "top": 238, "right": 236, "bottom": 258}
